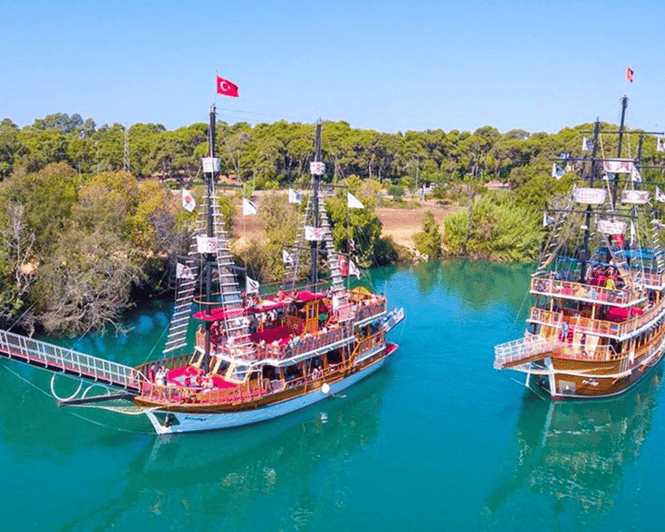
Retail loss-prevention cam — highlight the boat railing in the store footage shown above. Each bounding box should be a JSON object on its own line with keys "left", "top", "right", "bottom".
{"left": 353, "top": 331, "right": 386, "bottom": 360}
{"left": 382, "top": 307, "right": 405, "bottom": 333}
{"left": 140, "top": 357, "right": 352, "bottom": 405}
{"left": 530, "top": 277, "right": 641, "bottom": 307}
{"left": 355, "top": 299, "right": 387, "bottom": 323}
{"left": 253, "top": 322, "right": 355, "bottom": 362}
{"left": 141, "top": 379, "right": 265, "bottom": 405}
{"left": 494, "top": 333, "right": 559, "bottom": 369}
{"left": 529, "top": 301, "right": 665, "bottom": 339}
{"left": 0, "top": 329, "right": 143, "bottom": 390}
{"left": 640, "top": 271, "right": 665, "bottom": 288}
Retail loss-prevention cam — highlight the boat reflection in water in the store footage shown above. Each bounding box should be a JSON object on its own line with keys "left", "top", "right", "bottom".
{"left": 487, "top": 366, "right": 662, "bottom": 516}
{"left": 58, "top": 371, "right": 388, "bottom": 530}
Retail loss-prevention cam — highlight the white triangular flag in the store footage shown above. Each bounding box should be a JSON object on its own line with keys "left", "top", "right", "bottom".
{"left": 349, "top": 260, "right": 361, "bottom": 279}
{"left": 242, "top": 197, "right": 257, "bottom": 216}
{"left": 656, "top": 187, "right": 665, "bottom": 203}
{"left": 543, "top": 212, "right": 554, "bottom": 227}
{"left": 288, "top": 189, "right": 302, "bottom": 204}
{"left": 246, "top": 276, "right": 260, "bottom": 294}
{"left": 347, "top": 192, "right": 364, "bottom": 209}
{"left": 582, "top": 137, "right": 594, "bottom": 151}
{"left": 630, "top": 221, "right": 636, "bottom": 245}
{"left": 630, "top": 165, "right": 642, "bottom": 182}
{"left": 182, "top": 189, "right": 196, "bottom": 212}
{"left": 282, "top": 249, "right": 294, "bottom": 265}
{"left": 551, "top": 164, "right": 565, "bottom": 180}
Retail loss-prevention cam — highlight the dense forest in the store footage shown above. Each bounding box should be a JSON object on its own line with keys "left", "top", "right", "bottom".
{"left": 1, "top": 112, "right": 664, "bottom": 335}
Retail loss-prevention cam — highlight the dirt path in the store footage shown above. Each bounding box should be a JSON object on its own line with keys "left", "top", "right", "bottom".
{"left": 232, "top": 194, "right": 457, "bottom": 250}
{"left": 376, "top": 200, "right": 457, "bottom": 249}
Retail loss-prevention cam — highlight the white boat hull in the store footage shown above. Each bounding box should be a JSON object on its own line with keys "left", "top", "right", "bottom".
{"left": 145, "top": 355, "right": 388, "bottom": 434}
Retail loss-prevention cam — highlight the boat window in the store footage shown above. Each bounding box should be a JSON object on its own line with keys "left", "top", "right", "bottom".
{"left": 230, "top": 364, "right": 249, "bottom": 381}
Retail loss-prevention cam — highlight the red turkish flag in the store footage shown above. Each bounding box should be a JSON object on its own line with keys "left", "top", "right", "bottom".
{"left": 626, "top": 66, "right": 634, "bottom": 83}
{"left": 216, "top": 75, "right": 240, "bottom": 97}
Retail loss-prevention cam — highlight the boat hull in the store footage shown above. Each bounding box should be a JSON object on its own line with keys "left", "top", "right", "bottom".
{"left": 528, "top": 337, "right": 665, "bottom": 400}
{"left": 144, "top": 351, "right": 390, "bottom": 434}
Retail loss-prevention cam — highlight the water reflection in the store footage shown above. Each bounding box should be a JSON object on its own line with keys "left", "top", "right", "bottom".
{"left": 486, "top": 366, "right": 662, "bottom": 516}
{"left": 57, "top": 371, "right": 389, "bottom": 531}
{"left": 408, "top": 259, "right": 533, "bottom": 311}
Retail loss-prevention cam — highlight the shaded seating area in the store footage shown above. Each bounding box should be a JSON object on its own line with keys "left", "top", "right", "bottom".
{"left": 250, "top": 324, "right": 292, "bottom": 347}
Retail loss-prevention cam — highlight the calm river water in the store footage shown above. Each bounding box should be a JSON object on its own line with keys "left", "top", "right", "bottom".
{"left": 0, "top": 259, "right": 663, "bottom": 531}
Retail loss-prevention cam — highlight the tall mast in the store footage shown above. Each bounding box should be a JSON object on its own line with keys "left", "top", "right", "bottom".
{"left": 310, "top": 119, "right": 323, "bottom": 287}
{"left": 580, "top": 119, "right": 601, "bottom": 282}
{"left": 610, "top": 96, "right": 629, "bottom": 209}
{"left": 203, "top": 105, "right": 217, "bottom": 372}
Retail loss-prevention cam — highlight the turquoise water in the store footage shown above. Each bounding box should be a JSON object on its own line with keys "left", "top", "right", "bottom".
{"left": 1, "top": 259, "right": 664, "bottom": 531}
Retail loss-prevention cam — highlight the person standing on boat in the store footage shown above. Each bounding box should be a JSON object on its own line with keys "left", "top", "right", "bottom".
{"left": 560, "top": 320, "right": 569, "bottom": 342}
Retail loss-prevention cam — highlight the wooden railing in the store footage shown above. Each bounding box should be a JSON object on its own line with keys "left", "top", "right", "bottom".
{"left": 354, "top": 299, "right": 387, "bottom": 323}
{"left": 529, "top": 302, "right": 665, "bottom": 339}
{"left": 530, "top": 277, "right": 641, "bottom": 307}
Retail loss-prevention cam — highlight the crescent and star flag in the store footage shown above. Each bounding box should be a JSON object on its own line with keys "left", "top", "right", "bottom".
{"left": 338, "top": 254, "right": 348, "bottom": 277}
{"left": 216, "top": 75, "right": 240, "bottom": 97}
{"left": 242, "top": 197, "right": 257, "bottom": 216}
{"left": 626, "top": 66, "right": 634, "bottom": 83}
{"left": 182, "top": 189, "right": 196, "bottom": 212}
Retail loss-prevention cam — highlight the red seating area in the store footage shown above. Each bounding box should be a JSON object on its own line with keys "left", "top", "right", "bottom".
{"left": 250, "top": 325, "right": 292, "bottom": 346}
{"left": 166, "top": 365, "right": 237, "bottom": 389}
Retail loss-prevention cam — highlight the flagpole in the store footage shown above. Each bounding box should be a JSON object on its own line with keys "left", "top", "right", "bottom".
{"left": 202, "top": 105, "right": 217, "bottom": 373}
{"left": 310, "top": 119, "right": 322, "bottom": 289}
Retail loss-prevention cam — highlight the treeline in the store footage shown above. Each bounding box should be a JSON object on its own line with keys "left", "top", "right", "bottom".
{"left": 2, "top": 111, "right": 665, "bottom": 335}
{"left": 3, "top": 112, "right": 664, "bottom": 186}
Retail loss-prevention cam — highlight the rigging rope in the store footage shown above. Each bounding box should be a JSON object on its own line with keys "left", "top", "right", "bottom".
{"left": 0, "top": 364, "right": 154, "bottom": 434}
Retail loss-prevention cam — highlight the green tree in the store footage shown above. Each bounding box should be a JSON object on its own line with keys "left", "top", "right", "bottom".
{"left": 413, "top": 210, "right": 442, "bottom": 259}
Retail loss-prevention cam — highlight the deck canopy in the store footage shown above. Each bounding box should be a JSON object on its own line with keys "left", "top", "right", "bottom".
{"left": 194, "top": 291, "right": 326, "bottom": 321}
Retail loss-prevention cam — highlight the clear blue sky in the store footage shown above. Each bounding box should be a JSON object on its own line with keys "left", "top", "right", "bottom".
{"left": 3, "top": 0, "right": 664, "bottom": 134}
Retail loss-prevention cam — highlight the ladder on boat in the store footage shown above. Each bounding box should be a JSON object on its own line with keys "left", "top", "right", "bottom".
{"left": 163, "top": 257, "right": 198, "bottom": 355}
{"left": 650, "top": 219, "right": 665, "bottom": 273}
{"left": 0, "top": 329, "right": 143, "bottom": 392}
{"left": 286, "top": 192, "right": 344, "bottom": 293}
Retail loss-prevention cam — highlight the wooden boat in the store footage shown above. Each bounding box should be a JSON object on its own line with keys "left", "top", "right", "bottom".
{"left": 0, "top": 107, "right": 404, "bottom": 434}
{"left": 494, "top": 96, "right": 665, "bottom": 399}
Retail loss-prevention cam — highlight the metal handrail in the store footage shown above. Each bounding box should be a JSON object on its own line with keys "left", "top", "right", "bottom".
{"left": 0, "top": 329, "right": 143, "bottom": 390}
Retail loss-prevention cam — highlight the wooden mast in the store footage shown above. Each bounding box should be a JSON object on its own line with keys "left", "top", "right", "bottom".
{"left": 310, "top": 119, "right": 323, "bottom": 288}
{"left": 202, "top": 105, "right": 217, "bottom": 373}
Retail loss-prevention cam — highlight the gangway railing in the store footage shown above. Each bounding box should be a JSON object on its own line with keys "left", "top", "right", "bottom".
{"left": 383, "top": 307, "right": 405, "bottom": 333}
{"left": 0, "top": 329, "right": 144, "bottom": 392}
{"left": 494, "top": 334, "right": 558, "bottom": 369}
